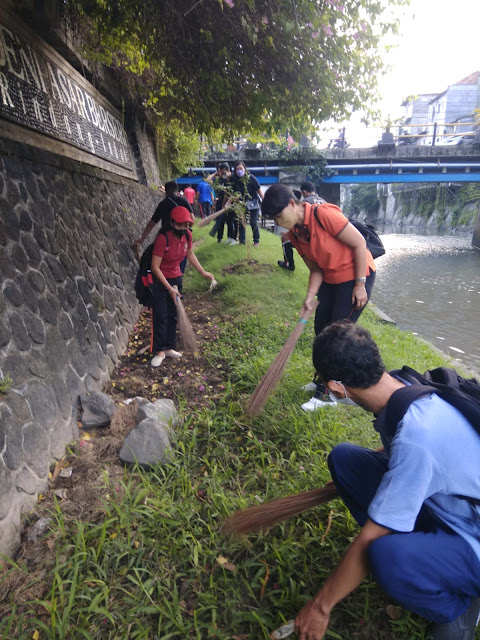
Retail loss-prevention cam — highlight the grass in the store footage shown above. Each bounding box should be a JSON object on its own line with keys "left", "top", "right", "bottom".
{"left": 0, "top": 225, "right": 471, "bottom": 640}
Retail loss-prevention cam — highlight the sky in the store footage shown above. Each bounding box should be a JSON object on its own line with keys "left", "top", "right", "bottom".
{"left": 319, "top": 0, "right": 480, "bottom": 146}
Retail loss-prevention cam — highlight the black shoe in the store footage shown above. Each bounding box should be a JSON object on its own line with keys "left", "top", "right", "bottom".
{"left": 209, "top": 228, "right": 216, "bottom": 237}
{"left": 428, "top": 598, "right": 480, "bottom": 640}
{"left": 277, "top": 260, "right": 295, "bottom": 271}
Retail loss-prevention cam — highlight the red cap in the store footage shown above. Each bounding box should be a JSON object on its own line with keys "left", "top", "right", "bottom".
{"left": 170, "top": 206, "right": 193, "bottom": 224}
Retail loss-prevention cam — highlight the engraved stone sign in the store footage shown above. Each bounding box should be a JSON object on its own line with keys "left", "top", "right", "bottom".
{"left": 0, "top": 10, "right": 132, "bottom": 170}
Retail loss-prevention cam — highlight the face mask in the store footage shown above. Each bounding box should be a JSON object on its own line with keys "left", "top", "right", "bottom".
{"left": 173, "top": 228, "right": 186, "bottom": 238}
{"left": 236, "top": 168, "right": 245, "bottom": 177}
{"left": 329, "top": 381, "right": 361, "bottom": 407}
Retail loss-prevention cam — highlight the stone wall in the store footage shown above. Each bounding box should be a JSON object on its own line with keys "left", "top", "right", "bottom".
{"left": 0, "top": 137, "right": 161, "bottom": 556}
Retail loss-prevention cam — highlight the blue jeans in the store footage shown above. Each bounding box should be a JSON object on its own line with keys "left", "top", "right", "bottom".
{"left": 328, "top": 443, "right": 480, "bottom": 623}
{"left": 239, "top": 208, "right": 259, "bottom": 244}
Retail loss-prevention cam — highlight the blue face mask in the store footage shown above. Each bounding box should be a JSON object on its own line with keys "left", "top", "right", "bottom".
{"left": 329, "top": 381, "right": 361, "bottom": 407}
{"left": 236, "top": 168, "right": 245, "bottom": 177}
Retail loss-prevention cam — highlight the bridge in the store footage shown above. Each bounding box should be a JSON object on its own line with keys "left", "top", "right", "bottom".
{"left": 177, "top": 143, "right": 480, "bottom": 249}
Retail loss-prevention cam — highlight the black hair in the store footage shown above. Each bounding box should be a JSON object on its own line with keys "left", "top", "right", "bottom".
{"left": 300, "top": 181, "right": 315, "bottom": 193}
{"left": 218, "top": 162, "right": 230, "bottom": 171}
{"left": 165, "top": 181, "right": 178, "bottom": 194}
{"left": 233, "top": 160, "right": 247, "bottom": 171}
{"left": 261, "top": 183, "right": 298, "bottom": 219}
{"left": 293, "top": 189, "right": 302, "bottom": 200}
{"left": 312, "top": 321, "right": 386, "bottom": 388}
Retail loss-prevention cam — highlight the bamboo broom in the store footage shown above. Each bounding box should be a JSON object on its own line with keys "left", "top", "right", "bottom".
{"left": 246, "top": 303, "right": 317, "bottom": 418}
{"left": 197, "top": 207, "right": 226, "bottom": 228}
{"left": 173, "top": 287, "right": 199, "bottom": 355}
{"left": 223, "top": 483, "right": 339, "bottom": 535}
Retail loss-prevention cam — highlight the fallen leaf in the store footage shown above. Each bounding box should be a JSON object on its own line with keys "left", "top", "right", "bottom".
{"left": 386, "top": 605, "right": 403, "bottom": 620}
{"left": 32, "top": 631, "right": 40, "bottom": 640}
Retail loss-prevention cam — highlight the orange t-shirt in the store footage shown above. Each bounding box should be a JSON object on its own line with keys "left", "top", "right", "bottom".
{"left": 288, "top": 203, "right": 376, "bottom": 284}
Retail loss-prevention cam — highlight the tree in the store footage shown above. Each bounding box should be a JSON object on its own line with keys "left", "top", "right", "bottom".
{"left": 64, "top": 0, "right": 408, "bottom": 140}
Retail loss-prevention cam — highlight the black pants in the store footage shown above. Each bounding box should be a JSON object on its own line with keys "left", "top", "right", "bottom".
{"left": 314, "top": 269, "right": 376, "bottom": 335}
{"left": 313, "top": 270, "right": 376, "bottom": 395}
{"left": 226, "top": 210, "right": 238, "bottom": 240}
{"left": 199, "top": 202, "right": 211, "bottom": 219}
{"left": 151, "top": 276, "right": 183, "bottom": 352}
{"left": 239, "top": 209, "right": 259, "bottom": 244}
{"left": 282, "top": 240, "right": 295, "bottom": 268}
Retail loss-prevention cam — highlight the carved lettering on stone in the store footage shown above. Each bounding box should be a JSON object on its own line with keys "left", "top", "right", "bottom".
{"left": 0, "top": 14, "right": 132, "bottom": 170}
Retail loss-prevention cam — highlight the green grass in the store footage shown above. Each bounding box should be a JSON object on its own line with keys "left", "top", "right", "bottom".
{"left": 1, "top": 226, "right": 471, "bottom": 640}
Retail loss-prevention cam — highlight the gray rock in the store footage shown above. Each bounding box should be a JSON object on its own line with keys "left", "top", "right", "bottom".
{"left": 26, "top": 517, "right": 53, "bottom": 543}
{"left": 119, "top": 418, "right": 173, "bottom": 467}
{"left": 136, "top": 399, "right": 179, "bottom": 431}
{"left": 0, "top": 465, "right": 14, "bottom": 519}
{"left": 80, "top": 391, "right": 115, "bottom": 429}
{"left": 23, "top": 421, "right": 49, "bottom": 476}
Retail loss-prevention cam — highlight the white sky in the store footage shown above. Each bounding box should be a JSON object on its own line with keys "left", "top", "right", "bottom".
{"left": 319, "top": 0, "right": 480, "bottom": 146}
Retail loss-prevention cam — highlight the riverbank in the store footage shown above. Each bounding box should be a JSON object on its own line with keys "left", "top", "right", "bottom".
{"left": 0, "top": 227, "right": 456, "bottom": 640}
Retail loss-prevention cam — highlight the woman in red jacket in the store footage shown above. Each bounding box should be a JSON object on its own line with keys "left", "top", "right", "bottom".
{"left": 262, "top": 183, "right": 376, "bottom": 411}
{"left": 150, "top": 206, "right": 214, "bottom": 367}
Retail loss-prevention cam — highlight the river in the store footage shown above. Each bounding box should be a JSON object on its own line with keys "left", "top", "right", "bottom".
{"left": 371, "top": 231, "right": 480, "bottom": 374}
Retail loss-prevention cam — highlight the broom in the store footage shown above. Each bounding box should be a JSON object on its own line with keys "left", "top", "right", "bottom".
{"left": 223, "top": 483, "right": 339, "bottom": 535}
{"left": 172, "top": 286, "right": 199, "bottom": 355}
{"left": 197, "top": 207, "right": 226, "bottom": 228}
{"left": 246, "top": 303, "right": 317, "bottom": 418}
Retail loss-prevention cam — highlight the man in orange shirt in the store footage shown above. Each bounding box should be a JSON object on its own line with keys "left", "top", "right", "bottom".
{"left": 262, "top": 183, "right": 376, "bottom": 412}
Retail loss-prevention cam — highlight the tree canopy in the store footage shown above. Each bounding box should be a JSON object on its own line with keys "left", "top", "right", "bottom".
{"left": 65, "top": 0, "right": 408, "bottom": 139}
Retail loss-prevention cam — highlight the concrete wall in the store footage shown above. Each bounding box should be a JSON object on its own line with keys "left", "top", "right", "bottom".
{"left": 0, "top": 7, "right": 164, "bottom": 556}
{"left": 0, "top": 137, "right": 161, "bottom": 556}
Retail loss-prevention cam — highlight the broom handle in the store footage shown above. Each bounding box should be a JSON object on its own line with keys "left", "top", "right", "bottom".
{"left": 197, "top": 207, "right": 226, "bottom": 228}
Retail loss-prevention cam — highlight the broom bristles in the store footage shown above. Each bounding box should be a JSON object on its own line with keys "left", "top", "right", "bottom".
{"left": 246, "top": 304, "right": 317, "bottom": 418}
{"left": 176, "top": 297, "right": 199, "bottom": 354}
{"left": 197, "top": 207, "right": 226, "bottom": 228}
{"left": 223, "top": 484, "right": 339, "bottom": 535}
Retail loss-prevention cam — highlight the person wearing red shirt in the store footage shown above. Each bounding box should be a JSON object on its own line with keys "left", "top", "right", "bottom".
{"left": 261, "top": 183, "right": 376, "bottom": 411}
{"left": 184, "top": 185, "right": 196, "bottom": 205}
{"left": 150, "top": 206, "right": 215, "bottom": 367}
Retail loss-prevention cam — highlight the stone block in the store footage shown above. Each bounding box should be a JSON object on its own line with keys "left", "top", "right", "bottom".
{"left": 4, "top": 281, "right": 24, "bottom": 307}
{"left": 38, "top": 294, "right": 60, "bottom": 326}
{"left": 18, "top": 275, "right": 40, "bottom": 314}
{"left": 5, "top": 390, "right": 32, "bottom": 423}
{"left": 9, "top": 313, "right": 31, "bottom": 351}
{"left": 3, "top": 354, "right": 29, "bottom": 387}
{"left": 0, "top": 246, "right": 15, "bottom": 280}
{"left": 28, "top": 350, "right": 49, "bottom": 379}
{"left": 3, "top": 416, "right": 25, "bottom": 471}
{"left": 17, "top": 206, "right": 33, "bottom": 232}
{"left": 58, "top": 313, "right": 74, "bottom": 340}
{"left": 45, "top": 255, "right": 67, "bottom": 283}
{"left": 16, "top": 466, "right": 39, "bottom": 495}
{"left": 0, "top": 317, "right": 11, "bottom": 348}
{"left": 25, "top": 380, "right": 58, "bottom": 431}
{"left": 27, "top": 270, "right": 46, "bottom": 294}
{"left": 23, "top": 421, "right": 50, "bottom": 477}
{"left": 119, "top": 418, "right": 173, "bottom": 467}
{"left": 11, "top": 244, "right": 28, "bottom": 273}
{"left": 0, "top": 198, "right": 20, "bottom": 242}
{"left": 24, "top": 312, "right": 46, "bottom": 345}
{"left": 0, "top": 465, "right": 14, "bottom": 519}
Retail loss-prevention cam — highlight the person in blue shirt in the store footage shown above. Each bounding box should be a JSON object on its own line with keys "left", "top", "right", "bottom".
{"left": 195, "top": 178, "right": 214, "bottom": 219}
{"left": 294, "top": 321, "right": 480, "bottom": 640}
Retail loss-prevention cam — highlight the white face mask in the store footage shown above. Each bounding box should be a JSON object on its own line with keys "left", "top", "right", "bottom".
{"left": 236, "top": 168, "right": 245, "bottom": 177}
{"left": 329, "top": 381, "right": 360, "bottom": 407}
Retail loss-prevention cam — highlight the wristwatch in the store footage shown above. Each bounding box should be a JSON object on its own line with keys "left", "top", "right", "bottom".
{"left": 355, "top": 277, "right": 367, "bottom": 283}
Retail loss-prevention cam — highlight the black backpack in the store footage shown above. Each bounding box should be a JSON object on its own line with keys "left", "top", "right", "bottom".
{"left": 386, "top": 365, "right": 480, "bottom": 437}
{"left": 312, "top": 206, "right": 385, "bottom": 259}
{"left": 134, "top": 235, "right": 170, "bottom": 309}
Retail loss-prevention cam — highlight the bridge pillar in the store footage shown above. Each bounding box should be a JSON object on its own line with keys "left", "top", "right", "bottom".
{"left": 472, "top": 203, "right": 480, "bottom": 250}
{"left": 316, "top": 183, "right": 341, "bottom": 206}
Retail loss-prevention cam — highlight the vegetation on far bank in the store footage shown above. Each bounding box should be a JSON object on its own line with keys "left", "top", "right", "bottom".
{"left": 1, "top": 226, "right": 463, "bottom": 640}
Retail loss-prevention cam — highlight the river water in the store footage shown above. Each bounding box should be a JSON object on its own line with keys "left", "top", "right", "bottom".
{"left": 370, "top": 231, "right": 480, "bottom": 374}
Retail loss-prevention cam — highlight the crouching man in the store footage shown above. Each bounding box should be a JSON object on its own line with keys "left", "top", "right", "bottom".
{"left": 296, "top": 321, "right": 480, "bottom": 640}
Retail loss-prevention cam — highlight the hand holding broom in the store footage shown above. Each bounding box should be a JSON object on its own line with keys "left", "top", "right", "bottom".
{"left": 246, "top": 302, "right": 318, "bottom": 418}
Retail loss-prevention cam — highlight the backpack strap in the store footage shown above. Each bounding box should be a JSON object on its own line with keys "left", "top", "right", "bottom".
{"left": 385, "top": 383, "right": 437, "bottom": 435}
